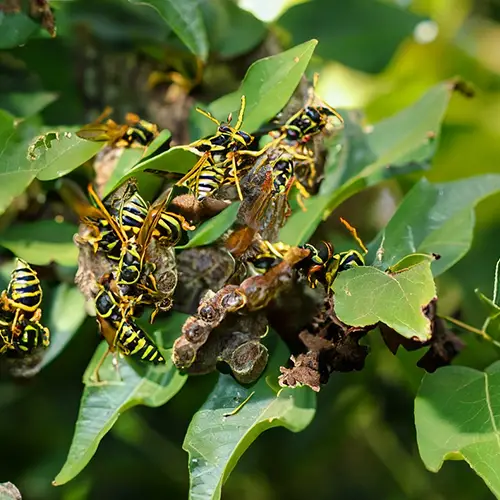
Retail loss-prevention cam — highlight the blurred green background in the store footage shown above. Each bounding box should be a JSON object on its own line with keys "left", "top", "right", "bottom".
{"left": 1, "top": 0, "right": 499, "bottom": 498}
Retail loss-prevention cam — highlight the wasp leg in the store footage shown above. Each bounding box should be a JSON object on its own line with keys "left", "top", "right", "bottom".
{"left": 231, "top": 156, "right": 244, "bottom": 201}
{"left": 90, "top": 347, "right": 111, "bottom": 384}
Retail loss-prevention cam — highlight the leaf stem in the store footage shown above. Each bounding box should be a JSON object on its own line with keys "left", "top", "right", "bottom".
{"left": 440, "top": 315, "right": 500, "bottom": 349}
{"left": 481, "top": 257, "right": 500, "bottom": 332}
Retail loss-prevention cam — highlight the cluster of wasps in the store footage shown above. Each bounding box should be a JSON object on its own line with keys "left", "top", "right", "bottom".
{"left": 60, "top": 174, "right": 195, "bottom": 379}
{"left": 58, "top": 74, "right": 367, "bottom": 382}
{"left": 0, "top": 259, "right": 49, "bottom": 357}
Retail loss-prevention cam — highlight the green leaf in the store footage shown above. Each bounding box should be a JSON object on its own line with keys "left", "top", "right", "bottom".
{"left": 196, "top": 40, "right": 318, "bottom": 137}
{"left": 128, "top": 0, "right": 208, "bottom": 61}
{"left": 53, "top": 313, "right": 188, "bottom": 486}
{"left": 368, "top": 175, "right": 500, "bottom": 276}
{"left": 281, "top": 81, "right": 457, "bottom": 246}
{"left": 115, "top": 146, "right": 199, "bottom": 193}
{"left": 41, "top": 285, "right": 87, "bottom": 369}
{"left": 184, "top": 342, "right": 316, "bottom": 500}
{"left": 179, "top": 202, "right": 240, "bottom": 249}
{"left": 0, "top": 220, "right": 78, "bottom": 267}
{"left": 0, "top": 92, "right": 58, "bottom": 118}
{"left": 0, "top": 11, "right": 38, "bottom": 49}
{"left": 103, "top": 148, "right": 144, "bottom": 198}
{"left": 30, "top": 128, "right": 106, "bottom": 181}
{"left": 277, "top": 0, "right": 425, "bottom": 73}
{"left": 332, "top": 261, "right": 436, "bottom": 341}
{"left": 476, "top": 258, "right": 500, "bottom": 338}
{"left": 415, "top": 361, "right": 500, "bottom": 497}
{"left": 141, "top": 129, "right": 172, "bottom": 160}
{"left": 201, "top": 0, "right": 266, "bottom": 59}
{"left": 388, "top": 253, "right": 435, "bottom": 273}
{"left": 0, "top": 110, "right": 40, "bottom": 215}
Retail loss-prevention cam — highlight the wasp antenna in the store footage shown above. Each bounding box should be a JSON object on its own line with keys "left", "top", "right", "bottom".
{"left": 328, "top": 106, "right": 344, "bottom": 124}
{"left": 235, "top": 95, "right": 246, "bottom": 130}
{"left": 227, "top": 112, "right": 233, "bottom": 124}
{"left": 339, "top": 217, "right": 368, "bottom": 254}
{"left": 196, "top": 107, "right": 220, "bottom": 126}
{"left": 93, "top": 106, "right": 114, "bottom": 125}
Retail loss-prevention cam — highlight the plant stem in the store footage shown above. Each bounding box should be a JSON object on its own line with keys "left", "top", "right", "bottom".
{"left": 440, "top": 315, "right": 500, "bottom": 349}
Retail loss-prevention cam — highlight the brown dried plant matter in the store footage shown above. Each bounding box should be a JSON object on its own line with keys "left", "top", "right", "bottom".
{"left": 172, "top": 247, "right": 309, "bottom": 383}
{"left": 279, "top": 295, "right": 372, "bottom": 392}
{"left": 379, "top": 299, "right": 465, "bottom": 372}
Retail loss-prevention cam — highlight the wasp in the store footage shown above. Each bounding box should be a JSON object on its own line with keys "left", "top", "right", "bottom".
{"left": 249, "top": 240, "right": 291, "bottom": 274}
{"left": 0, "top": 296, "right": 49, "bottom": 358}
{"left": 77, "top": 107, "right": 159, "bottom": 149}
{"left": 111, "top": 181, "right": 191, "bottom": 248}
{"left": 4, "top": 318, "right": 50, "bottom": 355}
{"left": 92, "top": 278, "right": 165, "bottom": 381}
{"left": 270, "top": 74, "right": 343, "bottom": 147}
{"left": 177, "top": 96, "right": 263, "bottom": 201}
{"left": 1, "top": 259, "right": 43, "bottom": 334}
{"left": 267, "top": 75, "right": 344, "bottom": 197}
{"left": 58, "top": 178, "right": 124, "bottom": 259}
{"left": 61, "top": 179, "right": 191, "bottom": 269}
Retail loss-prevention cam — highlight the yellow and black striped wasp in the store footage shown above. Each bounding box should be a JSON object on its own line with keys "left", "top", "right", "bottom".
{"left": 60, "top": 179, "right": 191, "bottom": 262}
{"left": 177, "top": 95, "right": 262, "bottom": 201}
{"left": 0, "top": 314, "right": 50, "bottom": 356}
{"left": 0, "top": 259, "right": 43, "bottom": 333}
{"left": 267, "top": 75, "right": 344, "bottom": 196}
{"left": 77, "top": 107, "right": 159, "bottom": 149}
{"left": 0, "top": 259, "right": 50, "bottom": 356}
{"left": 270, "top": 74, "right": 344, "bottom": 147}
{"left": 91, "top": 276, "right": 164, "bottom": 382}
{"left": 58, "top": 178, "right": 124, "bottom": 259}
{"left": 298, "top": 219, "right": 367, "bottom": 288}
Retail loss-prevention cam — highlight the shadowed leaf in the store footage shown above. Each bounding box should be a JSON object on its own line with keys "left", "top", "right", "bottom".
{"left": 0, "top": 220, "right": 78, "bottom": 266}
{"left": 184, "top": 342, "right": 316, "bottom": 500}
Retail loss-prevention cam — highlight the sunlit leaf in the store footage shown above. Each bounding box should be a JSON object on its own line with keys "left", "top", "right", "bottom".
{"left": 368, "top": 175, "right": 500, "bottom": 275}
{"left": 184, "top": 342, "right": 316, "bottom": 500}
{"left": 332, "top": 261, "right": 436, "bottom": 341}
{"left": 53, "top": 313, "right": 189, "bottom": 485}
{"left": 41, "top": 284, "right": 87, "bottom": 368}
{"left": 415, "top": 361, "right": 500, "bottom": 497}
{"left": 388, "top": 253, "right": 435, "bottom": 273}
{"left": 0, "top": 220, "right": 78, "bottom": 267}
{"left": 277, "top": 0, "right": 425, "bottom": 73}
{"left": 195, "top": 40, "right": 318, "bottom": 137}
{"left": 128, "top": 0, "right": 208, "bottom": 60}
{"left": 179, "top": 202, "right": 240, "bottom": 249}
